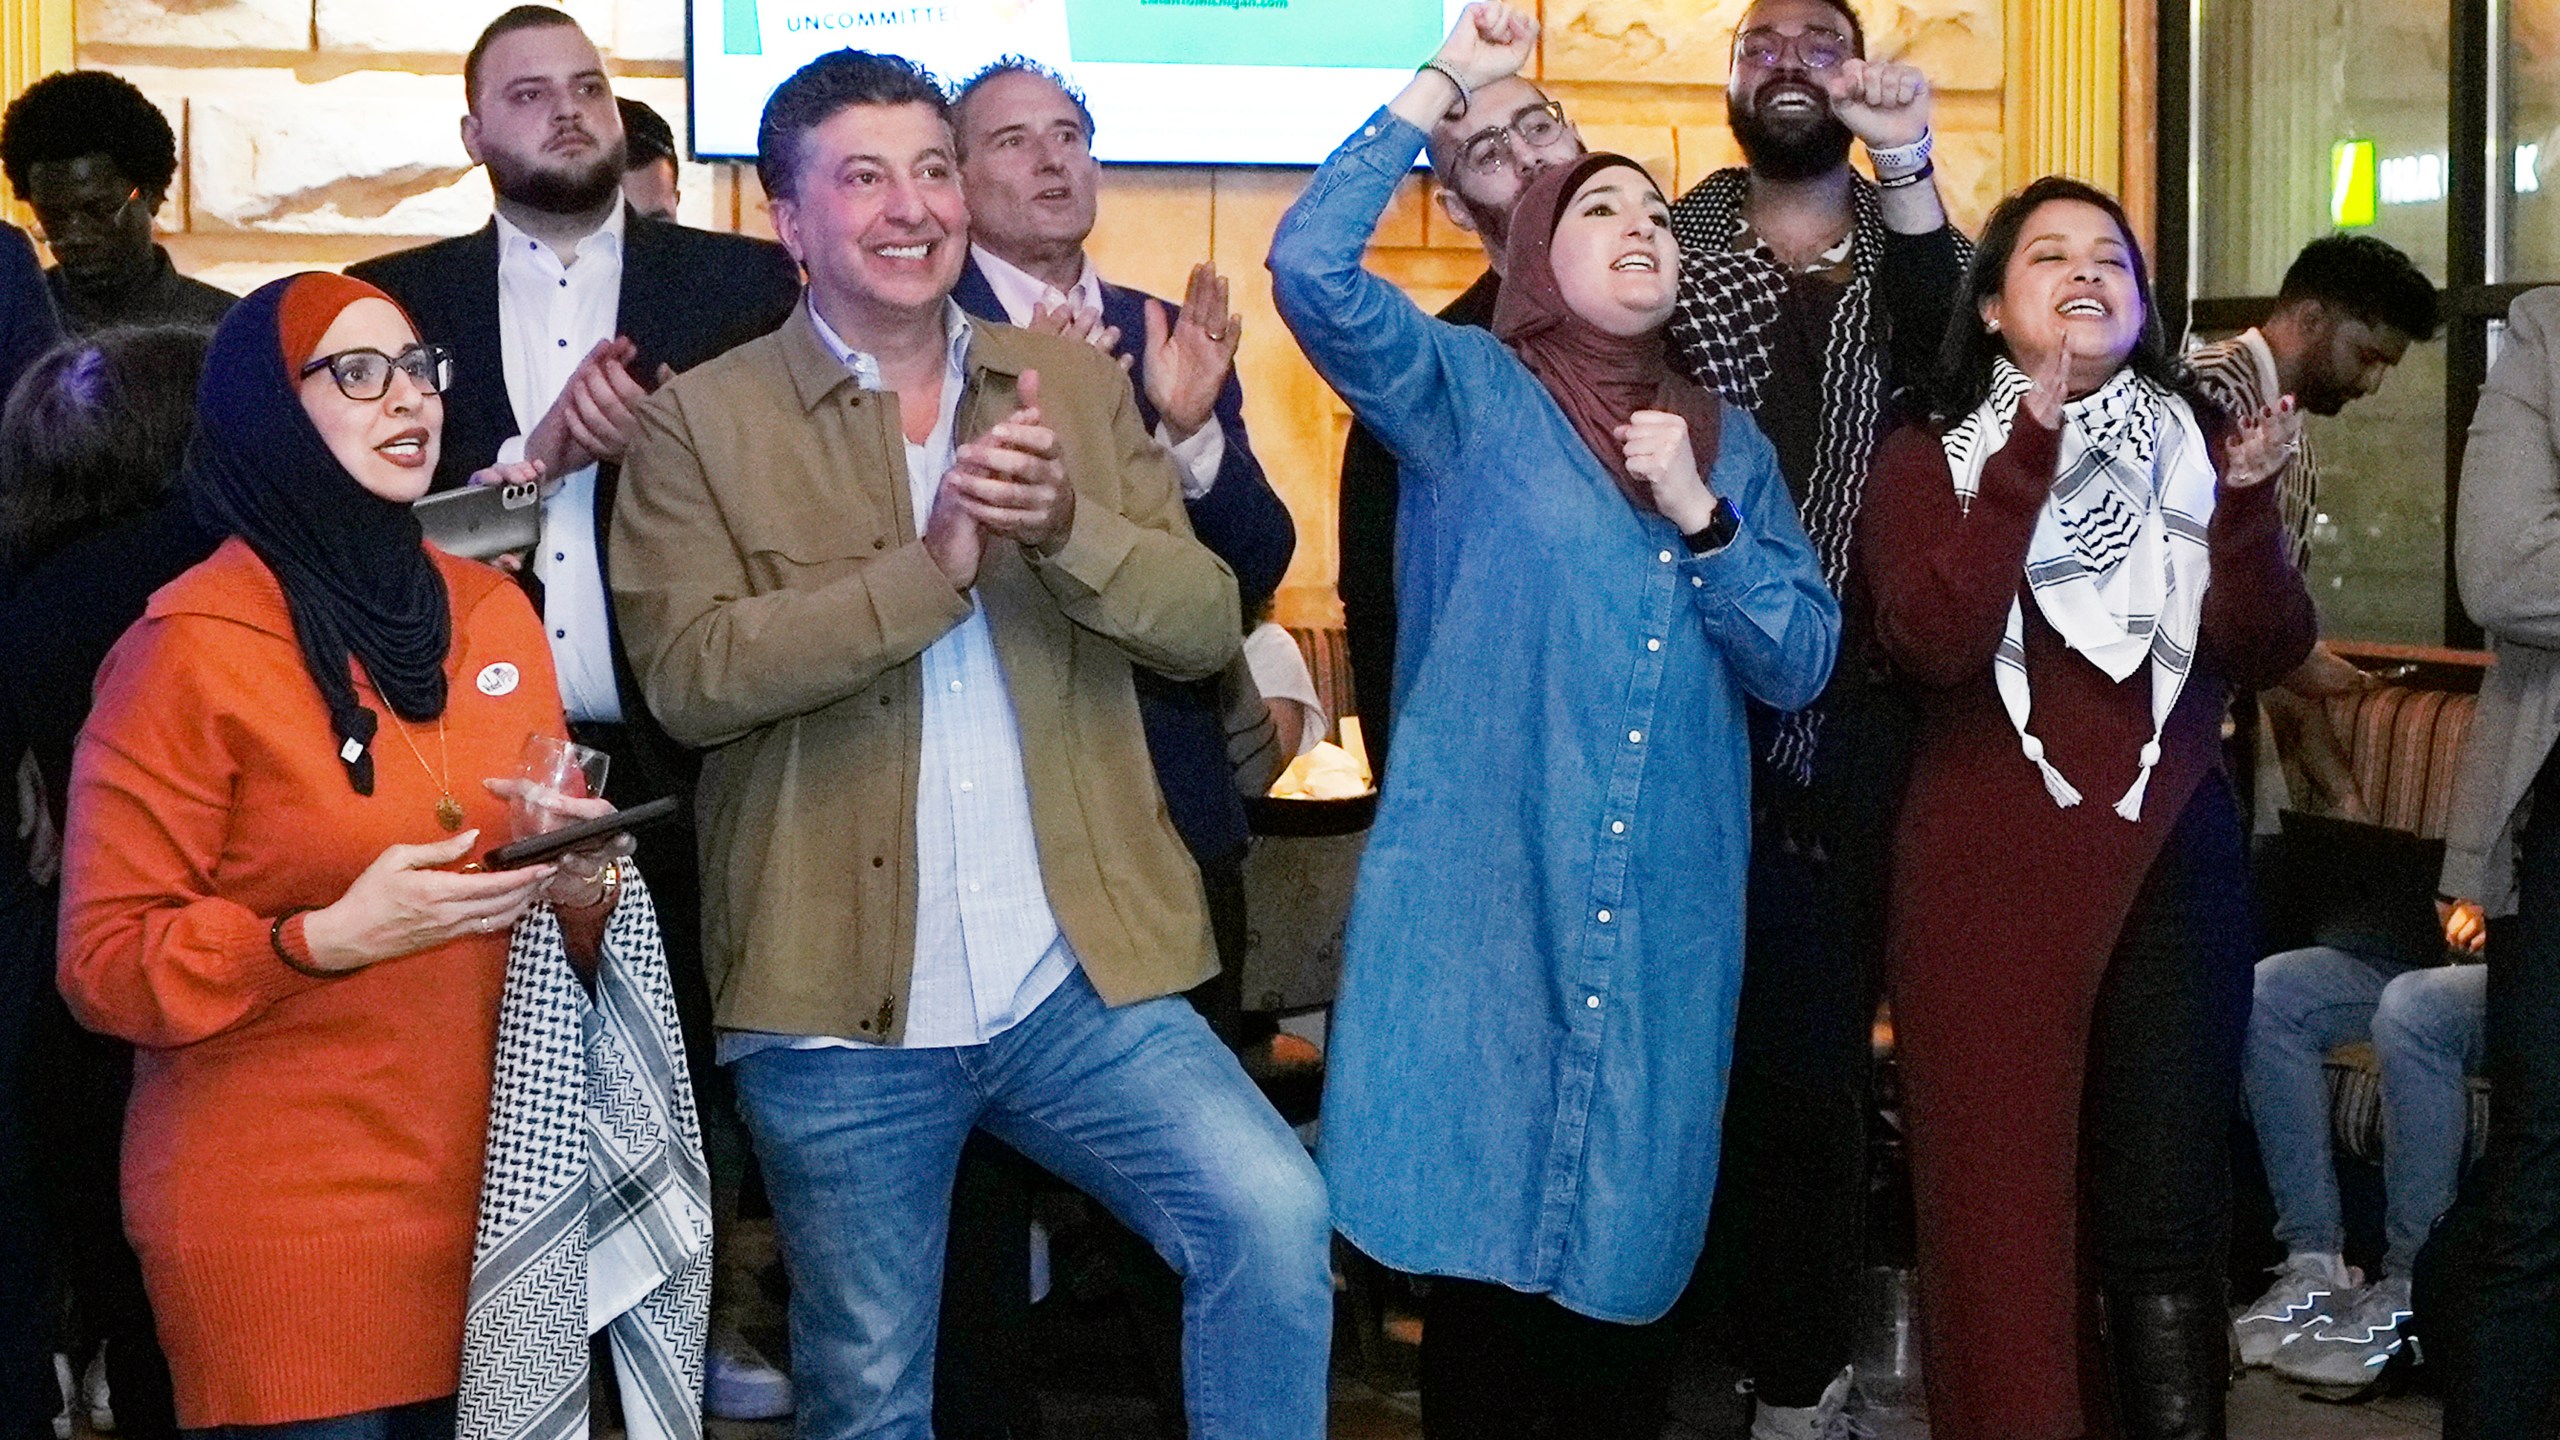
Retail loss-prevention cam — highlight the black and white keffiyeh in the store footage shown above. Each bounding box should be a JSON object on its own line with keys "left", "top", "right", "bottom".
{"left": 1669, "top": 169, "right": 1965, "bottom": 781}
{"left": 1941, "top": 360, "right": 2219, "bottom": 821}
{"left": 460, "top": 866, "right": 711, "bottom": 1440}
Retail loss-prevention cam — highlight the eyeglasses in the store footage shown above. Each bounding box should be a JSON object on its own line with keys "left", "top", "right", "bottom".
{"left": 1459, "top": 100, "right": 1572, "bottom": 179}
{"left": 1733, "top": 25, "right": 1854, "bottom": 71}
{"left": 31, "top": 186, "right": 142, "bottom": 244}
{"left": 298, "top": 343, "right": 455, "bottom": 401}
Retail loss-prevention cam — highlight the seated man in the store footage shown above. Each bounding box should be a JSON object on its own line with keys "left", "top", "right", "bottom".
{"left": 2237, "top": 900, "right": 2488, "bottom": 1382}
{"left": 608, "top": 47, "right": 1333, "bottom": 1440}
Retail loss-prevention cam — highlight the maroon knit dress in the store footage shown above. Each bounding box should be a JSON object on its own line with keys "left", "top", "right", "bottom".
{"left": 1859, "top": 410, "right": 2315, "bottom": 1439}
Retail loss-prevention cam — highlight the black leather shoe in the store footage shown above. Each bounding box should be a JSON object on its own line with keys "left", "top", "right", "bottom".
{"left": 2102, "top": 1285, "right": 2231, "bottom": 1440}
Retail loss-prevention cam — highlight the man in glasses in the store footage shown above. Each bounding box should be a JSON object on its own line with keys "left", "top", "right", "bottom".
{"left": 0, "top": 71, "right": 233, "bottom": 334}
{"left": 1336, "top": 71, "right": 1584, "bottom": 767}
{"left": 1664, "top": 3, "right": 1969, "bottom": 1437}
{"left": 347, "top": 4, "right": 804, "bottom": 1420}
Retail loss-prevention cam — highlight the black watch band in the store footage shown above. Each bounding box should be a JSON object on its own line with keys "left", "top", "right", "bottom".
{"left": 1683, "top": 498, "right": 1741, "bottom": 555}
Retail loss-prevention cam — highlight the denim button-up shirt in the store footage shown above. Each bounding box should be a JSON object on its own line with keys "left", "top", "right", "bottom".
{"left": 1270, "top": 111, "right": 1840, "bottom": 1322}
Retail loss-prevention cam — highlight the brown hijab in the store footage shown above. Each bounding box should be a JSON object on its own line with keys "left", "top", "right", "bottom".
{"left": 1492, "top": 153, "right": 1721, "bottom": 513}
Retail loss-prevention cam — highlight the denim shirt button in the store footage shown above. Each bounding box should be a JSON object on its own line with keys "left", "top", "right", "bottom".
{"left": 1611, "top": 821, "right": 1626, "bottom": 834}
{"left": 1586, "top": 995, "right": 1601, "bottom": 1009}
{"left": 1647, "top": 638, "right": 1662, "bottom": 652}
{"left": 1658, "top": 549, "right": 1673, "bottom": 563}
{"left": 1596, "top": 909, "right": 1612, "bottom": 923}
{"left": 1628, "top": 730, "right": 1644, "bottom": 744}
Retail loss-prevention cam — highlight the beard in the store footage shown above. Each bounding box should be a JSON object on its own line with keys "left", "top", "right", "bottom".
{"left": 484, "top": 139, "right": 627, "bottom": 217}
{"left": 1728, "top": 87, "right": 1854, "bottom": 183}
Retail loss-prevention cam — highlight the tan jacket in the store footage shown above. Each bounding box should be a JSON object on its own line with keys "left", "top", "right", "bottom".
{"left": 610, "top": 299, "right": 1240, "bottom": 1042}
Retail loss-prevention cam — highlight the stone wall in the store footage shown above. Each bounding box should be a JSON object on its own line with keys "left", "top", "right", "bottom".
{"left": 71, "top": 0, "right": 2011, "bottom": 624}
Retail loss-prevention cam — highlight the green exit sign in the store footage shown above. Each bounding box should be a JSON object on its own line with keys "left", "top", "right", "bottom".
{"left": 2332, "top": 138, "right": 2377, "bottom": 228}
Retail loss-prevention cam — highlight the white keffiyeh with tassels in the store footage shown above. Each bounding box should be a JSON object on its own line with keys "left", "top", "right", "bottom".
{"left": 1942, "top": 359, "right": 2218, "bottom": 821}
{"left": 459, "top": 864, "right": 711, "bottom": 1440}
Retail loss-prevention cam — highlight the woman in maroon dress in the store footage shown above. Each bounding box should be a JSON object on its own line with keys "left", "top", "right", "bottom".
{"left": 1860, "top": 176, "right": 2315, "bottom": 1440}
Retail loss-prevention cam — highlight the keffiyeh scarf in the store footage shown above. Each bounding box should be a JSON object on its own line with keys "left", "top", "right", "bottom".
{"left": 1669, "top": 169, "right": 1964, "bottom": 781}
{"left": 460, "top": 866, "right": 711, "bottom": 1440}
{"left": 1941, "top": 360, "right": 2218, "bottom": 822}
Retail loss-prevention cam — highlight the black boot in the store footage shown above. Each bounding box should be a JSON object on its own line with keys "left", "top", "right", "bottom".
{"left": 2102, "top": 1285, "right": 2230, "bottom": 1440}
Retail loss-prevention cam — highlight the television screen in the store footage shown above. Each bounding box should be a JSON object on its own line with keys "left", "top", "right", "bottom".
{"left": 687, "top": 0, "right": 1465, "bottom": 166}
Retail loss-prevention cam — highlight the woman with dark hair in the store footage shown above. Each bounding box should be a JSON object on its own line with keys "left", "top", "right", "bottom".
{"left": 1, "top": 324, "right": 212, "bottom": 1440}
{"left": 1271, "top": 7, "right": 1837, "bottom": 1435}
{"left": 1859, "top": 175, "right": 2316, "bottom": 1440}
{"left": 52, "top": 274, "right": 631, "bottom": 1434}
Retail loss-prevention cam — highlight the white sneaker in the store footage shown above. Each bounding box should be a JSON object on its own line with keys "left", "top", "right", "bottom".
{"left": 2272, "top": 1273, "right": 2413, "bottom": 1386}
{"left": 703, "top": 1332, "right": 794, "bottom": 1421}
{"left": 50, "top": 1354, "right": 72, "bottom": 1440}
{"left": 1750, "top": 1366, "right": 1869, "bottom": 1440}
{"left": 2234, "top": 1252, "right": 2358, "bottom": 1367}
{"left": 82, "top": 1347, "right": 114, "bottom": 1433}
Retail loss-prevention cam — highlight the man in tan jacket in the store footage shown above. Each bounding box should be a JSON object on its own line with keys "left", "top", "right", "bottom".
{"left": 609, "top": 47, "right": 1331, "bottom": 1440}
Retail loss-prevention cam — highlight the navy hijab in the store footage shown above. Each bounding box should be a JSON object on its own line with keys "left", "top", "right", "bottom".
{"left": 187, "top": 273, "right": 450, "bottom": 796}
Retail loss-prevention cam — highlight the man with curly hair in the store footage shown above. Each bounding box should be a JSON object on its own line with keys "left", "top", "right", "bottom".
{"left": 0, "top": 71, "right": 231, "bottom": 334}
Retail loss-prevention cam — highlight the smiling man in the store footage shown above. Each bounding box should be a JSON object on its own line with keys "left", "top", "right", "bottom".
{"left": 0, "top": 71, "right": 232, "bottom": 333}
{"left": 608, "top": 48, "right": 1333, "bottom": 1440}
{"left": 345, "top": 5, "right": 804, "bottom": 1420}
{"left": 1661, "top": 3, "right": 1971, "bottom": 1436}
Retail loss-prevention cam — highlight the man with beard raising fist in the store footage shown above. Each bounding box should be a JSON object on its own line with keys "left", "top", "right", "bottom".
{"left": 349, "top": 5, "right": 804, "bottom": 1420}
{"left": 1663, "top": 3, "right": 1968, "bottom": 1437}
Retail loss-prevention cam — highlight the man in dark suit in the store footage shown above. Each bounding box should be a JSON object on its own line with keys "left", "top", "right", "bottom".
{"left": 1334, "top": 75, "right": 1580, "bottom": 769}
{"left": 935, "top": 58, "right": 1297, "bottom": 1440}
{"left": 950, "top": 58, "right": 1294, "bottom": 1037}
{"left": 345, "top": 4, "right": 802, "bottom": 1421}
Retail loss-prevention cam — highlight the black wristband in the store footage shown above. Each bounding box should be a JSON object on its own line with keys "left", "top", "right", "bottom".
{"left": 1876, "top": 160, "right": 1936, "bottom": 191}
{"left": 270, "top": 908, "right": 335, "bottom": 979}
{"left": 1683, "top": 498, "right": 1741, "bottom": 554}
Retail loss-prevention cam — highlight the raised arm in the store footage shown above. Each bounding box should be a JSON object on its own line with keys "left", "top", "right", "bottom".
{"left": 2197, "top": 408, "right": 2318, "bottom": 690}
{"left": 1862, "top": 417, "right": 2055, "bottom": 688}
{"left": 1686, "top": 411, "right": 1841, "bottom": 709}
{"left": 2458, "top": 289, "right": 2560, "bottom": 647}
{"left": 1268, "top": 4, "right": 1537, "bottom": 468}
{"left": 611, "top": 387, "right": 975, "bottom": 749}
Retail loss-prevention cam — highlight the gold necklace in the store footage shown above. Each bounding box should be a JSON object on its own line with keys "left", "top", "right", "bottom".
{"left": 381, "top": 709, "right": 465, "bottom": 832}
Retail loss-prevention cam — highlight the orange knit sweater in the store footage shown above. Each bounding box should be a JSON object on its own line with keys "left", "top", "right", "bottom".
{"left": 57, "top": 539, "right": 567, "bottom": 1425}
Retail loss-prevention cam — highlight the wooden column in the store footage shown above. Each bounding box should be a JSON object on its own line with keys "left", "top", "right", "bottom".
{"left": 2004, "top": 0, "right": 2125, "bottom": 192}
{"left": 0, "top": 0, "right": 72, "bottom": 212}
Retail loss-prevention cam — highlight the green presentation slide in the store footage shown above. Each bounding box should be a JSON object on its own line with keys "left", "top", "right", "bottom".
{"left": 1065, "top": 0, "right": 1442, "bottom": 69}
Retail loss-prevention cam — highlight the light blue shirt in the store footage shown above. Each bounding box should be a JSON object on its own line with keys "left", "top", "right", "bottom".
{"left": 720, "top": 300, "right": 1073, "bottom": 1059}
{"left": 1272, "top": 111, "right": 1840, "bottom": 1322}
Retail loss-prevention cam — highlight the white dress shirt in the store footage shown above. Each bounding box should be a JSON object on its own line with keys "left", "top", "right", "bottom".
{"left": 967, "top": 242, "right": 1226, "bottom": 499}
{"left": 494, "top": 203, "right": 627, "bottom": 724}
{"left": 721, "top": 301, "right": 1074, "bottom": 1058}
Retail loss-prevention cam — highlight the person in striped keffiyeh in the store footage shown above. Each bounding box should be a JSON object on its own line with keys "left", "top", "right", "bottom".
{"left": 1862, "top": 176, "right": 2315, "bottom": 1440}
{"left": 1659, "top": 5, "right": 1970, "bottom": 1435}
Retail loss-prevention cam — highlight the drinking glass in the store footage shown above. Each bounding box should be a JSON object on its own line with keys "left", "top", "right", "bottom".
{"left": 510, "top": 734, "right": 609, "bottom": 842}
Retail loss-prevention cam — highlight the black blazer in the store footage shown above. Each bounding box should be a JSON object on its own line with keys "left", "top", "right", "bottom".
{"left": 953, "top": 254, "right": 1297, "bottom": 863}
{"left": 349, "top": 210, "right": 803, "bottom": 501}
{"left": 348, "top": 211, "right": 801, "bottom": 778}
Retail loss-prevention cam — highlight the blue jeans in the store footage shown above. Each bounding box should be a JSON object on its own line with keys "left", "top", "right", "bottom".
{"left": 2243, "top": 945, "right": 2487, "bottom": 1276}
{"left": 732, "top": 970, "right": 1332, "bottom": 1440}
{"left": 182, "top": 1395, "right": 453, "bottom": 1440}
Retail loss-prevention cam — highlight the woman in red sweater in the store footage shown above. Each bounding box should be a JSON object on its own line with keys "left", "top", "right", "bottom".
{"left": 1860, "top": 178, "right": 2315, "bottom": 1440}
{"left": 56, "top": 273, "right": 622, "bottom": 1432}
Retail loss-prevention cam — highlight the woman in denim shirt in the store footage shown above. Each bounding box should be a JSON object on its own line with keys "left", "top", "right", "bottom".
{"left": 1269, "top": 8, "right": 1838, "bottom": 1433}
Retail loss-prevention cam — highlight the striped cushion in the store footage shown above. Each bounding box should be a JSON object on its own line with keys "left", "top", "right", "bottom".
{"left": 2323, "top": 1038, "right": 2493, "bottom": 1168}
{"left": 2322, "top": 685, "right": 2477, "bottom": 839}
